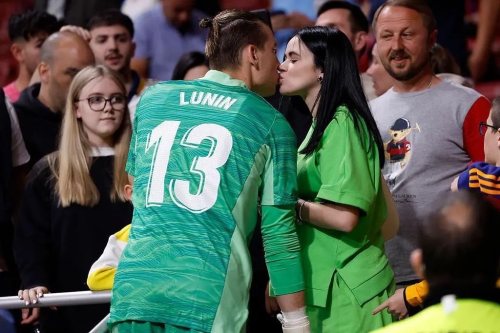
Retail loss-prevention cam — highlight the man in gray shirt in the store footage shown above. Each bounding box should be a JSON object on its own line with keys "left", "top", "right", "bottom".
{"left": 370, "top": 0, "right": 490, "bottom": 317}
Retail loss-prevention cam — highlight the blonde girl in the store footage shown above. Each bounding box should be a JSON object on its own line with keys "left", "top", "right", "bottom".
{"left": 15, "top": 65, "right": 133, "bottom": 333}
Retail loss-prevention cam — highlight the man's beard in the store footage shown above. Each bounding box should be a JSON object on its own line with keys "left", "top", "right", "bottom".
{"left": 384, "top": 50, "right": 430, "bottom": 82}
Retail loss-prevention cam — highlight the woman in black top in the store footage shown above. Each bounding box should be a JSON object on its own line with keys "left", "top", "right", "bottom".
{"left": 14, "top": 65, "right": 132, "bottom": 333}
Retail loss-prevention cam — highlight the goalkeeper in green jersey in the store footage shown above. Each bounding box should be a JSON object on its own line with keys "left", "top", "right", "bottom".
{"left": 108, "top": 9, "right": 309, "bottom": 333}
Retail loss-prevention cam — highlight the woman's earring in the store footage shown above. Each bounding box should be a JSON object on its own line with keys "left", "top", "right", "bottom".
{"left": 317, "top": 77, "right": 323, "bottom": 83}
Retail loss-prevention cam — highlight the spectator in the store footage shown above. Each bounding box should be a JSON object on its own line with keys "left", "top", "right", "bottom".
{"left": 87, "top": 10, "right": 146, "bottom": 102}
{"left": 86, "top": 9, "right": 147, "bottom": 120}
{"left": 316, "top": 1, "right": 376, "bottom": 100}
{"left": 14, "top": 31, "right": 95, "bottom": 168}
{"left": 372, "top": 191, "right": 500, "bottom": 332}
{"left": 109, "top": 10, "right": 309, "bottom": 333}
{"left": 370, "top": 0, "right": 490, "bottom": 317}
{"left": 367, "top": 43, "right": 395, "bottom": 97}
{"left": 131, "top": 0, "right": 207, "bottom": 80}
{"left": 316, "top": 1, "right": 370, "bottom": 61}
{"left": 14, "top": 65, "right": 133, "bottom": 333}
{"left": 278, "top": 26, "right": 396, "bottom": 332}
{"left": 3, "top": 10, "right": 59, "bottom": 103}
{"left": 171, "top": 51, "right": 208, "bottom": 80}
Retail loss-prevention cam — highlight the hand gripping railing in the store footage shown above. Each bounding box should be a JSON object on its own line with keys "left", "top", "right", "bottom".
{"left": 0, "top": 291, "right": 111, "bottom": 332}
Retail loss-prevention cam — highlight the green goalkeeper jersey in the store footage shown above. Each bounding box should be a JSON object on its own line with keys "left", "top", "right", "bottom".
{"left": 109, "top": 71, "right": 304, "bottom": 332}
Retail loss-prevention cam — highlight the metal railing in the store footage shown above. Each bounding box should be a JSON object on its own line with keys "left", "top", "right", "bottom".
{"left": 0, "top": 290, "right": 110, "bottom": 309}
{"left": 0, "top": 291, "right": 111, "bottom": 333}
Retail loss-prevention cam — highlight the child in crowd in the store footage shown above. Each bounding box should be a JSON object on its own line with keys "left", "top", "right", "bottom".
{"left": 452, "top": 96, "right": 500, "bottom": 208}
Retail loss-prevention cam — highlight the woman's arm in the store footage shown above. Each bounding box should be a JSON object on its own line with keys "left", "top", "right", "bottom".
{"left": 297, "top": 198, "right": 359, "bottom": 232}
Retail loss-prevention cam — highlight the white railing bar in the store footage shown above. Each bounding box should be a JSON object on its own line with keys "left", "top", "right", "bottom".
{"left": 0, "top": 290, "right": 111, "bottom": 309}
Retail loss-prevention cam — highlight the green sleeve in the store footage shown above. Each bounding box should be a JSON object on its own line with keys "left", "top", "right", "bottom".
{"left": 316, "top": 109, "right": 377, "bottom": 214}
{"left": 125, "top": 106, "right": 138, "bottom": 176}
{"left": 260, "top": 116, "right": 297, "bottom": 206}
{"left": 261, "top": 204, "right": 304, "bottom": 295}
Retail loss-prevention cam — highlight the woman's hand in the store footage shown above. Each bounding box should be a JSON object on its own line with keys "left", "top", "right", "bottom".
{"left": 18, "top": 286, "right": 52, "bottom": 324}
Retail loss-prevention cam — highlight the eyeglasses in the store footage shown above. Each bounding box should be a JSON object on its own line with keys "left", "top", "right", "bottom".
{"left": 77, "top": 95, "right": 126, "bottom": 112}
{"left": 479, "top": 122, "right": 499, "bottom": 136}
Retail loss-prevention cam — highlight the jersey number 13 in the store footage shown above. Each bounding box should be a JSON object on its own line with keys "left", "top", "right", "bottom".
{"left": 146, "top": 121, "right": 233, "bottom": 213}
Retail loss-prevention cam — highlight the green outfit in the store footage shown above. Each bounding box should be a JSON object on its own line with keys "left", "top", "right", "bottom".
{"left": 110, "top": 70, "right": 304, "bottom": 332}
{"left": 372, "top": 299, "right": 500, "bottom": 332}
{"left": 297, "top": 106, "right": 394, "bottom": 332}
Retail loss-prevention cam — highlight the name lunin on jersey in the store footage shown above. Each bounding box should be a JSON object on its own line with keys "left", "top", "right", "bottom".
{"left": 179, "top": 91, "right": 237, "bottom": 110}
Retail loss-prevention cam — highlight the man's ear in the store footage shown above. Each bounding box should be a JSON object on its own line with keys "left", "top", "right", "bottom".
{"left": 410, "top": 249, "right": 425, "bottom": 279}
{"left": 38, "top": 61, "right": 50, "bottom": 84}
{"left": 246, "top": 44, "right": 259, "bottom": 68}
{"left": 10, "top": 43, "right": 24, "bottom": 62}
{"left": 353, "top": 31, "right": 367, "bottom": 54}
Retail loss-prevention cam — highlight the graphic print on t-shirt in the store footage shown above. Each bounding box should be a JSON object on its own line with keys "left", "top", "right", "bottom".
{"left": 384, "top": 117, "right": 421, "bottom": 185}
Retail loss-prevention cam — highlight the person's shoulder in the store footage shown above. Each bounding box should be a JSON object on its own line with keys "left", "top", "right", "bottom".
{"left": 370, "top": 89, "right": 395, "bottom": 109}
{"left": 13, "top": 84, "right": 39, "bottom": 112}
{"left": 435, "top": 80, "right": 485, "bottom": 101}
{"left": 134, "top": 3, "right": 162, "bottom": 25}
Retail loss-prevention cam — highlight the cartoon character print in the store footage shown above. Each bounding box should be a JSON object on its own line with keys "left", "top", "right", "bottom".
{"left": 384, "top": 117, "right": 420, "bottom": 185}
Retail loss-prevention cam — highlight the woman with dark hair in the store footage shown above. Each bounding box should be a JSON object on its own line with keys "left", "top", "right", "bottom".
{"left": 171, "top": 51, "right": 209, "bottom": 80}
{"left": 278, "top": 26, "right": 396, "bottom": 332}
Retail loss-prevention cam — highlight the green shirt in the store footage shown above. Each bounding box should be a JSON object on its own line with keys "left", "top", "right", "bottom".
{"left": 372, "top": 299, "right": 500, "bottom": 332}
{"left": 297, "top": 105, "right": 393, "bottom": 307}
{"left": 110, "top": 71, "right": 304, "bottom": 332}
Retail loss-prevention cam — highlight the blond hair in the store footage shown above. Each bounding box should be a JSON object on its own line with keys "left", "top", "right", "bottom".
{"left": 49, "top": 65, "right": 131, "bottom": 207}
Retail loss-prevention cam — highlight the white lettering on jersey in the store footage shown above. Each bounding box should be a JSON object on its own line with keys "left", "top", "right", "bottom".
{"left": 179, "top": 91, "right": 237, "bottom": 110}
{"left": 146, "top": 121, "right": 233, "bottom": 213}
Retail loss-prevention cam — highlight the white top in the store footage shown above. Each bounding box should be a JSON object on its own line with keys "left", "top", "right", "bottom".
{"left": 91, "top": 146, "right": 115, "bottom": 157}
{"left": 6, "top": 99, "right": 30, "bottom": 167}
